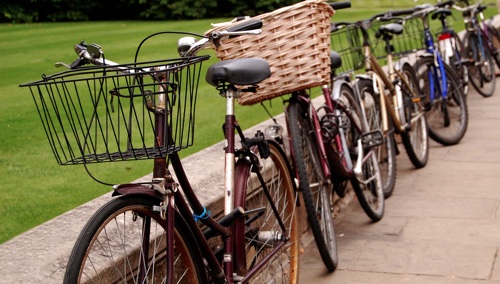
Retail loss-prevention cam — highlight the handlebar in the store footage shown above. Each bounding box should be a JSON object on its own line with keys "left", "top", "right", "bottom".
{"left": 329, "top": 1, "right": 351, "bottom": 10}
{"left": 452, "top": 0, "right": 484, "bottom": 13}
{"left": 64, "top": 19, "right": 264, "bottom": 69}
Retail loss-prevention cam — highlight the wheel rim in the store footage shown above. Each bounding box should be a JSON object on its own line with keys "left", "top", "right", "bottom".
{"left": 77, "top": 205, "right": 199, "bottom": 284}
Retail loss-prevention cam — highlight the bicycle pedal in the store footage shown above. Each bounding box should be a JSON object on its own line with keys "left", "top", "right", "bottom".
{"left": 361, "top": 130, "right": 384, "bottom": 149}
{"left": 461, "top": 58, "right": 475, "bottom": 67}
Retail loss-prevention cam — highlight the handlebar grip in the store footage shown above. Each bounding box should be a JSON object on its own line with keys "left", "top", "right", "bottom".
{"left": 226, "top": 19, "right": 263, "bottom": 32}
{"left": 389, "top": 8, "right": 416, "bottom": 17}
{"left": 329, "top": 2, "right": 351, "bottom": 10}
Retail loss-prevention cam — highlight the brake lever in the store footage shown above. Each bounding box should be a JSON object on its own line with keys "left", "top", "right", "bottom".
{"left": 54, "top": 62, "right": 71, "bottom": 69}
{"left": 54, "top": 58, "right": 87, "bottom": 69}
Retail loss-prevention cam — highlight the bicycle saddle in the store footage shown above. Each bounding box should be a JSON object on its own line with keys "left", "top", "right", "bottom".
{"left": 431, "top": 8, "right": 452, "bottom": 20}
{"left": 206, "top": 58, "right": 271, "bottom": 86}
{"left": 378, "top": 23, "right": 403, "bottom": 36}
{"left": 330, "top": 51, "right": 342, "bottom": 70}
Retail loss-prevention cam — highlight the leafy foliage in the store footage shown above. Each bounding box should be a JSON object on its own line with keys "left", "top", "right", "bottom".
{"left": 0, "top": 0, "right": 300, "bottom": 22}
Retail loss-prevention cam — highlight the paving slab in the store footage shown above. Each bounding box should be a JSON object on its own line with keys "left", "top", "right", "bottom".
{"left": 402, "top": 218, "right": 500, "bottom": 246}
{"left": 348, "top": 240, "right": 495, "bottom": 280}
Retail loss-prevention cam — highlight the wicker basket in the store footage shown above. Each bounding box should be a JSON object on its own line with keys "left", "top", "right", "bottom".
{"left": 207, "top": 0, "right": 335, "bottom": 105}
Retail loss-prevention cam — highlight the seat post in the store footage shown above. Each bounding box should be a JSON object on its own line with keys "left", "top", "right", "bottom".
{"left": 224, "top": 88, "right": 237, "bottom": 215}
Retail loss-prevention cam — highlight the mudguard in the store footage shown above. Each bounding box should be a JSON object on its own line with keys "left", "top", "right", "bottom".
{"left": 331, "top": 77, "right": 353, "bottom": 100}
{"left": 112, "top": 183, "right": 164, "bottom": 201}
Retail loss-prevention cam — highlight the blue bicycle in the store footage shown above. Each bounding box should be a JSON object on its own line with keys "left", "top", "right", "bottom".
{"left": 397, "top": 4, "right": 469, "bottom": 146}
{"left": 455, "top": 0, "right": 498, "bottom": 97}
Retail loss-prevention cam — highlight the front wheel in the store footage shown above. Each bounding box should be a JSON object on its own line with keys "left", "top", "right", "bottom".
{"left": 351, "top": 152, "right": 385, "bottom": 222}
{"left": 64, "top": 196, "right": 208, "bottom": 284}
{"left": 400, "top": 63, "right": 429, "bottom": 168}
{"left": 333, "top": 87, "right": 385, "bottom": 221}
{"left": 414, "top": 57, "right": 468, "bottom": 146}
{"left": 287, "top": 101, "right": 337, "bottom": 272}
{"left": 354, "top": 79, "right": 397, "bottom": 198}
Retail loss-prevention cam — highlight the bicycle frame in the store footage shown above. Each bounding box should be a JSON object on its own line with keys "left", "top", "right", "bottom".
{"left": 419, "top": 12, "right": 450, "bottom": 102}
{"left": 363, "top": 45, "right": 421, "bottom": 134}
{"left": 285, "top": 83, "right": 363, "bottom": 186}
{"left": 113, "top": 86, "right": 294, "bottom": 284}
{"left": 477, "top": 14, "right": 497, "bottom": 58}
{"left": 462, "top": 1, "right": 490, "bottom": 64}
{"left": 330, "top": 75, "right": 378, "bottom": 179}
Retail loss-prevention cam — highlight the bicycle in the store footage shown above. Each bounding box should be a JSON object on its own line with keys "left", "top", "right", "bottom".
{"left": 205, "top": 0, "right": 381, "bottom": 273}
{"left": 349, "top": 13, "right": 430, "bottom": 169}
{"left": 275, "top": 1, "right": 348, "bottom": 272}
{"left": 330, "top": 22, "right": 398, "bottom": 198}
{"left": 284, "top": 2, "right": 385, "bottom": 239}
{"left": 455, "top": 0, "right": 497, "bottom": 97}
{"left": 21, "top": 19, "right": 301, "bottom": 284}
{"left": 434, "top": 0, "right": 469, "bottom": 95}
{"left": 276, "top": 1, "right": 379, "bottom": 273}
{"left": 394, "top": 3, "right": 469, "bottom": 146}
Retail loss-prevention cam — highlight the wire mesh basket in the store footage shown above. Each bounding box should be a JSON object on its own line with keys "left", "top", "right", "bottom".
{"left": 330, "top": 24, "right": 365, "bottom": 74}
{"left": 20, "top": 55, "right": 209, "bottom": 165}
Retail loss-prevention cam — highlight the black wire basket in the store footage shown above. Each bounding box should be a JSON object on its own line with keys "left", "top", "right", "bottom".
{"left": 330, "top": 23, "right": 365, "bottom": 74}
{"left": 20, "top": 55, "right": 209, "bottom": 165}
{"left": 370, "top": 17, "right": 425, "bottom": 59}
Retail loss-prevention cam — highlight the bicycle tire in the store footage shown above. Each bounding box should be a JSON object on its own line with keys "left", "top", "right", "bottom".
{"left": 463, "top": 31, "right": 496, "bottom": 97}
{"left": 450, "top": 31, "right": 469, "bottom": 95}
{"left": 287, "top": 101, "right": 338, "bottom": 272}
{"left": 233, "top": 141, "right": 300, "bottom": 283}
{"left": 414, "top": 57, "right": 469, "bottom": 146}
{"left": 334, "top": 87, "right": 385, "bottom": 221}
{"left": 485, "top": 24, "right": 500, "bottom": 69}
{"left": 64, "top": 196, "right": 208, "bottom": 284}
{"left": 354, "top": 79, "right": 397, "bottom": 198}
{"left": 400, "top": 62, "right": 430, "bottom": 168}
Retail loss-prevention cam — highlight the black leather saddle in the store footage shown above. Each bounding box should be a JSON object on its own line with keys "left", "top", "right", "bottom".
{"left": 330, "top": 51, "right": 342, "bottom": 70}
{"left": 206, "top": 58, "right": 271, "bottom": 86}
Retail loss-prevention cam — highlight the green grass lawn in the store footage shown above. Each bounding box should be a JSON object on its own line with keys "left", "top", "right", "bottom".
{"left": 0, "top": 19, "right": 289, "bottom": 244}
{"left": 1, "top": 1, "right": 498, "bottom": 244}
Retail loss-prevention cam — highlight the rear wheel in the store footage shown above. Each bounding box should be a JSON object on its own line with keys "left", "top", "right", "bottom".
{"left": 287, "top": 100, "right": 338, "bottom": 272}
{"left": 414, "top": 57, "right": 468, "bottom": 146}
{"left": 400, "top": 63, "right": 429, "bottom": 168}
{"left": 463, "top": 31, "right": 496, "bottom": 97}
{"left": 485, "top": 24, "right": 500, "bottom": 69}
{"left": 450, "top": 31, "right": 469, "bottom": 95}
{"left": 234, "top": 141, "right": 300, "bottom": 283}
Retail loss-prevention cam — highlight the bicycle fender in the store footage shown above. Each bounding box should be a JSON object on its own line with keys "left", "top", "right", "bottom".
{"left": 355, "top": 74, "right": 371, "bottom": 81}
{"left": 331, "top": 78, "right": 352, "bottom": 100}
{"left": 112, "top": 183, "right": 164, "bottom": 201}
{"left": 417, "top": 52, "right": 434, "bottom": 59}
{"left": 267, "top": 139, "right": 299, "bottom": 193}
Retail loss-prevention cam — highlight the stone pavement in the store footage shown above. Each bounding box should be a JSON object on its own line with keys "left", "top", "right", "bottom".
{"left": 299, "top": 81, "right": 500, "bottom": 283}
